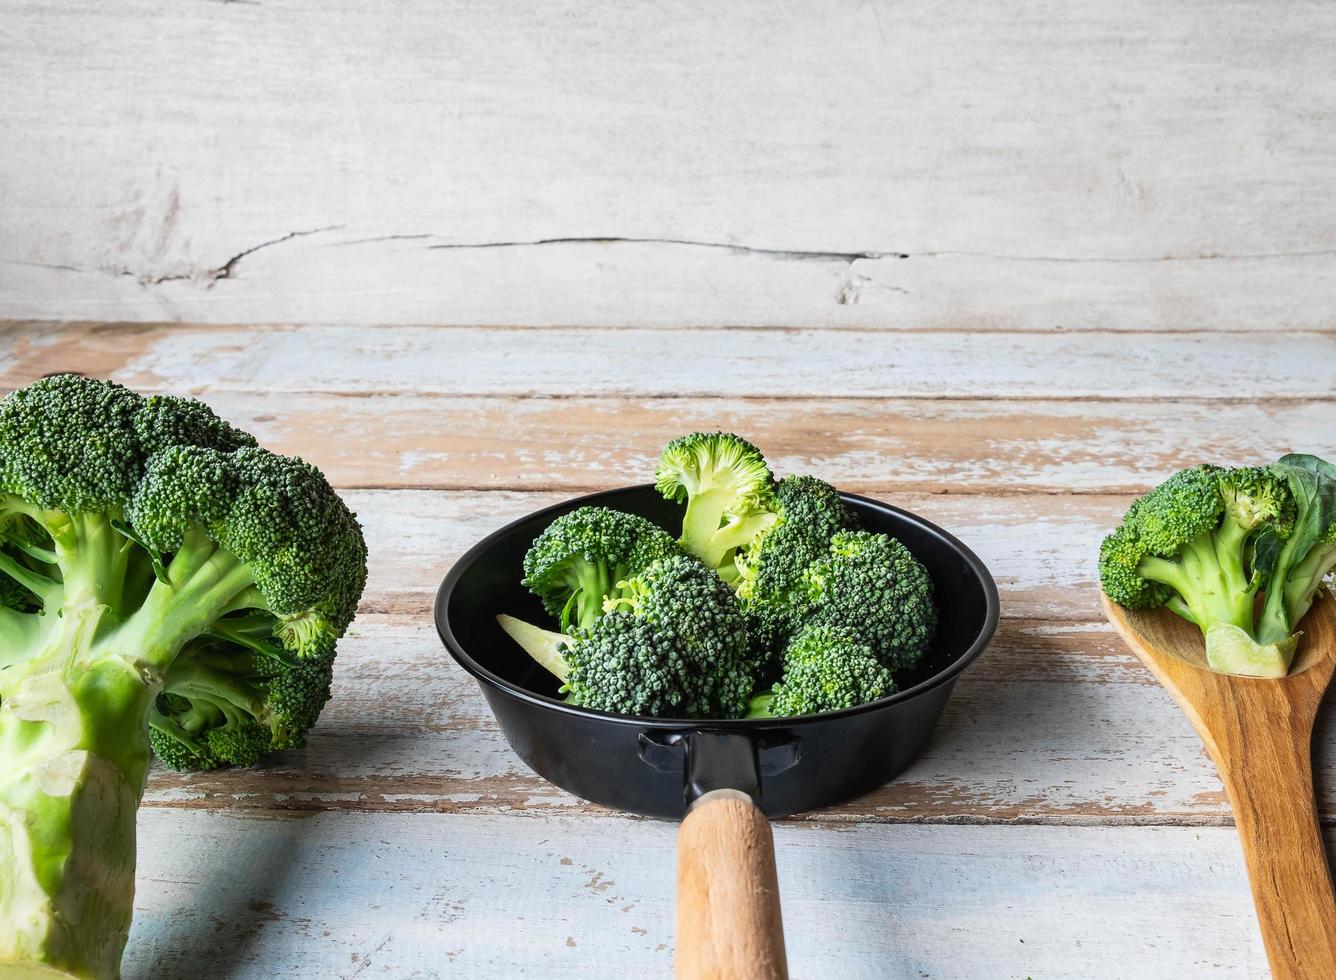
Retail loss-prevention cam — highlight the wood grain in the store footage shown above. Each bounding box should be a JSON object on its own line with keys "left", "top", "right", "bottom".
{"left": 4, "top": 2, "right": 1336, "bottom": 329}
{"left": 1104, "top": 593, "right": 1336, "bottom": 978}
{"left": 124, "top": 810, "right": 1275, "bottom": 979}
{"left": 68, "top": 391, "right": 1336, "bottom": 494}
{"left": 130, "top": 610, "right": 1336, "bottom": 826}
{"left": 3, "top": 322, "right": 1336, "bottom": 399}
{"left": 677, "top": 794, "right": 788, "bottom": 980}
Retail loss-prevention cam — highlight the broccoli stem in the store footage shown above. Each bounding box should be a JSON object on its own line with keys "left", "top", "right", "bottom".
{"left": 1137, "top": 528, "right": 1255, "bottom": 638}
{"left": 496, "top": 614, "right": 570, "bottom": 683}
{"left": 0, "top": 600, "right": 157, "bottom": 978}
{"left": 115, "top": 530, "right": 260, "bottom": 673}
{"left": 745, "top": 692, "right": 776, "bottom": 718}
{"left": 1257, "top": 539, "right": 1336, "bottom": 646}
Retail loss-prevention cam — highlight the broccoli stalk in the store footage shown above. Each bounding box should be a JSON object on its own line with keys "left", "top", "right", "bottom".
{"left": 0, "top": 376, "right": 366, "bottom": 978}
{"left": 497, "top": 614, "right": 572, "bottom": 683}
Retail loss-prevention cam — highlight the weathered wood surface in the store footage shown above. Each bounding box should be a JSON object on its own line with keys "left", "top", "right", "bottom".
{"left": 3, "top": 2, "right": 1336, "bottom": 329}
{"left": 125, "top": 811, "right": 1273, "bottom": 979}
{"left": 7, "top": 385, "right": 1336, "bottom": 495}
{"left": 4, "top": 322, "right": 1336, "bottom": 399}
{"left": 3, "top": 333, "right": 1329, "bottom": 976}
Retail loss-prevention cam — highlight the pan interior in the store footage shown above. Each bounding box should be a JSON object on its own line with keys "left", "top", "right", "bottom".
{"left": 443, "top": 486, "right": 995, "bottom": 717}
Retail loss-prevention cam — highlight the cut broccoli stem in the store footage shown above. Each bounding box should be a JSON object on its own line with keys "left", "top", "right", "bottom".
{"left": 0, "top": 622, "right": 157, "bottom": 978}
{"left": 497, "top": 614, "right": 571, "bottom": 683}
{"left": 745, "top": 692, "right": 776, "bottom": 719}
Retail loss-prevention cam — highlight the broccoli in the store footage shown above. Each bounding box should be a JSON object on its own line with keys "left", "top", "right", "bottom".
{"left": 1254, "top": 454, "right": 1336, "bottom": 651}
{"left": 499, "top": 554, "right": 754, "bottom": 718}
{"left": 522, "top": 505, "right": 680, "bottom": 632}
{"left": 747, "top": 623, "right": 895, "bottom": 718}
{"left": 799, "top": 530, "right": 937, "bottom": 670}
{"left": 734, "top": 475, "right": 857, "bottom": 659}
{"left": 1098, "top": 464, "right": 1297, "bottom": 677}
{"left": 0, "top": 375, "right": 367, "bottom": 979}
{"left": 654, "top": 432, "right": 779, "bottom": 578}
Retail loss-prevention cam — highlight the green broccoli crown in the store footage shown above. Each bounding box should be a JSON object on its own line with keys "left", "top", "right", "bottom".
{"left": 766, "top": 623, "right": 895, "bottom": 716}
{"left": 564, "top": 554, "right": 754, "bottom": 718}
{"left": 654, "top": 432, "right": 779, "bottom": 573}
{"left": 1217, "top": 465, "right": 1295, "bottom": 535}
{"left": 654, "top": 431, "right": 774, "bottom": 510}
{"left": 522, "top": 505, "right": 680, "bottom": 630}
{"left": 736, "top": 475, "right": 852, "bottom": 600}
{"left": 801, "top": 530, "right": 937, "bottom": 670}
{"left": 128, "top": 444, "right": 368, "bottom": 644}
{"left": 1097, "top": 516, "right": 1169, "bottom": 609}
{"left": 1130, "top": 464, "right": 1225, "bottom": 557}
{"left": 148, "top": 628, "right": 336, "bottom": 771}
{"left": 0, "top": 374, "right": 255, "bottom": 514}
{"left": 0, "top": 376, "right": 366, "bottom": 774}
{"left": 735, "top": 475, "right": 857, "bottom": 660}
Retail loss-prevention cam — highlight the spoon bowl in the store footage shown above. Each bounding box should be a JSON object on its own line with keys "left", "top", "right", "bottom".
{"left": 1101, "top": 589, "right": 1336, "bottom": 980}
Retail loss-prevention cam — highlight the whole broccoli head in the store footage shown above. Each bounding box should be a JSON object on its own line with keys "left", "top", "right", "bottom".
{"left": 799, "top": 530, "right": 937, "bottom": 670}
{"left": 1098, "top": 463, "right": 1299, "bottom": 677}
{"left": 747, "top": 622, "right": 895, "bottom": 718}
{"left": 654, "top": 432, "right": 779, "bottom": 577}
{"left": 522, "top": 505, "right": 680, "bottom": 632}
{"left": 0, "top": 375, "right": 367, "bottom": 977}
{"left": 734, "top": 475, "right": 857, "bottom": 660}
{"left": 499, "top": 554, "right": 755, "bottom": 719}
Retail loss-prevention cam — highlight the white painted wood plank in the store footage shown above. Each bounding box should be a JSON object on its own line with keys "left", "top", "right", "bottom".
{"left": 4, "top": 322, "right": 1336, "bottom": 399}
{"left": 141, "top": 616, "right": 1250, "bottom": 824}
{"left": 3, "top": 2, "right": 1336, "bottom": 328}
{"left": 125, "top": 811, "right": 1271, "bottom": 978}
{"left": 135, "top": 391, "right": 1336, "bottom": 494}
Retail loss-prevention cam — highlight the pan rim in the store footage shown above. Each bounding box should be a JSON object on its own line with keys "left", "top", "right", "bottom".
{"left": 433, "top": 483, "right": 1000, "bottom": 730}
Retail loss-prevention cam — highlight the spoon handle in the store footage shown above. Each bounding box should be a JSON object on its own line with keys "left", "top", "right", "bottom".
{"left": 1207, "top": 711, "right": 1336, "bottom": 979}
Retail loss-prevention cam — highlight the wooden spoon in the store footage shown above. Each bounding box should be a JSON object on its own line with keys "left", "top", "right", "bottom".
{"left": 1101, "top": 589, "right": 1336, "bottom": 979}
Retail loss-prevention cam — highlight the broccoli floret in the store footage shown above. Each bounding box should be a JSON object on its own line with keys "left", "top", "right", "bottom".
{"left": 798, "top": 530, "right": 937, "bottom": 670}
{"left": 747, "top": 623, "right": 895, "bottom": 718}
{"left": 1254, "top": 454, "right": 1336, "bottom": 650}
{"left": 1098, "top": 464, "right": 1297, "bottom": 677}
{"left": 734, "top": 475, "right": 857, "bottom": 659}
{"left": 499, "top": 555, "right": 754, "bottom": 719}
{"left": 654, "top": 432, "right": 779, "bottom": 577}
{"left": 522, "top": 505, "right": 680, "bottom": 632}
{"left": 0, "top": 375, "right": 367, "bottom": 978}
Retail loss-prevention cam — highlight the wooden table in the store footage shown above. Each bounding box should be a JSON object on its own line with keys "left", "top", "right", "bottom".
{"left": 3, "top": 3, "right": 1335, "bottom": 977}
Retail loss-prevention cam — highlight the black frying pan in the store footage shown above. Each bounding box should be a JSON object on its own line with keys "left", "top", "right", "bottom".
{"left": 434, "top": 485, "right": 999, "bottom": 977}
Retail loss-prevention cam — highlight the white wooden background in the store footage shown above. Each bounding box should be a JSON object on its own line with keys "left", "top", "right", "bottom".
{"left": 3, "top": 1, "right": 1336, "bottom": 977}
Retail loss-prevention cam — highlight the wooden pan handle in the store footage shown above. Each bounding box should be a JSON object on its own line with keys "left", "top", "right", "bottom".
{"left": 1209, "top": 715, "right": 1336, "bottom": 978}
{"left": 675, "top": 789, "right": 788, "bottom": 980}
